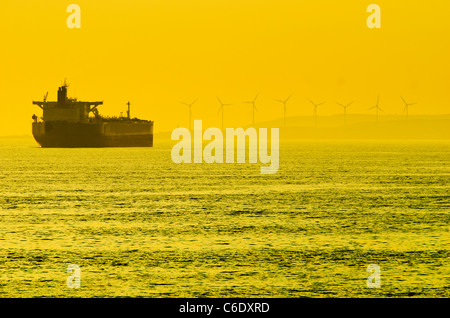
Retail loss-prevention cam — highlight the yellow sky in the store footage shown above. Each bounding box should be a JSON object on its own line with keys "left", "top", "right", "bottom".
{"left": 0, "top": 0, "right": 449, "bottom": 135}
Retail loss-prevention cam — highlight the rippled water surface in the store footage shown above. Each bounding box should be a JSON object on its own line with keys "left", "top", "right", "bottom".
{"left": 0, "top": 138, "right": 449, "bottom": 297}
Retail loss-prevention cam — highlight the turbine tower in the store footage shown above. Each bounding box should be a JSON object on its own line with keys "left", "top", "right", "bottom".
{"left": 180, "top": 98, "right": 199, "bottom": 131}
{"left": 401, "top": 97, "right": 417, "bottom": 120}
{"left": 307, "top": 98, "right": 325, "bottom": 128}
{"left": 244, "top": 93, "right": 259, "bottom": 127}
{"left": 275, "top": 94, "right": 292, "bottom": 127}
{"left": 337, "top": 101, "right": 354, "bottom": 125}
{"left": 217, "top": 96, "right": 232, "bottom": 131}
{"left": 368, "top": 96, "right": 384, "bottom": 121}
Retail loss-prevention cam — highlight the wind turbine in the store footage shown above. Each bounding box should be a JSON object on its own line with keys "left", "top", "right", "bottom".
{"left": 244, "top": 93, "right": 258, "bottom": 127}
{"left": 337, "top": 101, "right": 354, "bottom": 125}
{"left": 180, "top": 98, "right": 198, "bottom": 131}
{"left": 217, "top": 96, "right": 232, "bottom": 131}
{"left": 307, "top": 98, "right": 326, "bottom": 128}
{"left": 275, "top": 94, "right": 292, "bottom": 127}
{"left": 368, "top": 96, "right": 384, "bottom": 121}
{"left": 401, "top": 97, "right": 417, "bottom": 120}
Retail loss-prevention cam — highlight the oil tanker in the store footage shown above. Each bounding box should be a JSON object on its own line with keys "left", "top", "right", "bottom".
{"left": 32, "top": 82, "right": 153, "bottom": 147}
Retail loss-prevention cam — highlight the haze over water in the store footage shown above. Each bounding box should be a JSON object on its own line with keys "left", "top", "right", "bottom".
{"left": 0, "top": 138, "right": 449, "bottom": 297}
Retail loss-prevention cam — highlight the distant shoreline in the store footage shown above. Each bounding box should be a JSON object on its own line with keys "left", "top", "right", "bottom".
{"left": 2, "top": 113, "right": 449, "bottom": 140}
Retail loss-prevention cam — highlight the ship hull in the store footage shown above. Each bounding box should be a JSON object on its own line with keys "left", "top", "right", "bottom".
{"left": 32, "top": 121, "right": 153, "bottom": 148}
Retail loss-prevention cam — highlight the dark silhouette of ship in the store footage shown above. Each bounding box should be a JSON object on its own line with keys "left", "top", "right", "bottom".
{"left": 32, "top": 82, "right": 153, "bottom": 147}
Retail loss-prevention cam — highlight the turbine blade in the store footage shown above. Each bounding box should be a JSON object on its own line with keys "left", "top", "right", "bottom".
{"left": 253, "top": 93, "right": 259, "bottom": 102}
{"left": 347, "top": 101, "right": 355, "bottom": 107}
{"left": 401, "top": 96, "right": 407, "bottom": 105}
{"left": 285, "top": 94, "right": 293, "bottom": 102}
{"left": 191, "top": 98, "right": 199, "bottom": 105}
{"left": 378, "top": 107, "right": 385, "bottom": 113}
{"left": 217, "top": 96, "right": 222, "bottom": 104}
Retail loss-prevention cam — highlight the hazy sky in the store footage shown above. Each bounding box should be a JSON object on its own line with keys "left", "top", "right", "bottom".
{"left": 0, "top": 0, "right": 449, "bottom": 135}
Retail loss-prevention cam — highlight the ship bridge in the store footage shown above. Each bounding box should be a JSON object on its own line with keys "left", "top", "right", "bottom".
{"left": 33, "top": 83, "right": 103, "bottom": 123}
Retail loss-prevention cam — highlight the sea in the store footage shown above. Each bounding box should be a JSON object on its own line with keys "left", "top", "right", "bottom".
{"left": 0, "top": 137, "right": 448, "bottom": 297}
